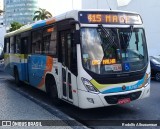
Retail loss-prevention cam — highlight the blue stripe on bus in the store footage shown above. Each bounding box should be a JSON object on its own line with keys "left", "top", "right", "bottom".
{"left": 32, "top": 20, "right": 46, "bottom": 29}
{"left": 5, "top": 62, "right": 27, "bottom": 81}
{"left": 101, "top": 77, "right": 145, "bottom": 94}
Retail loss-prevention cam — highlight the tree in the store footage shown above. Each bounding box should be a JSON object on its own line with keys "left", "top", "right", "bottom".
{"left": 0, "top": 10, "right": 4, "bottom": 16}
{"left": 9, "top": 22, "right": 24, "bottom": 32}
{"left": 33, "top": 8, "right": 52, "bottom": 21}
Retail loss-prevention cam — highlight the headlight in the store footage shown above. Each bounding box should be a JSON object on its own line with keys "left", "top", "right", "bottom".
{"left": 145, "top": 77, "right": 150, "bottom": 87}
{"left": 81, "top": 77, "right": 99, "bottom": 93}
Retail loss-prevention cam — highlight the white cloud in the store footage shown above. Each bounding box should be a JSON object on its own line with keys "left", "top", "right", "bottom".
{"left": 117, "top": 0, "right": 132, "bottom": 6}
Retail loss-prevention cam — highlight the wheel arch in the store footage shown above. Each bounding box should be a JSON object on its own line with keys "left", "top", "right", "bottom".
{"left": 45, "top": 73, "right": 57, "bottom": 94}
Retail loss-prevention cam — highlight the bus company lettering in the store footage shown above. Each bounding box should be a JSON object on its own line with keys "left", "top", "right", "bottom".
{"left": 128, "top": 84, "right": 141, "bottom": 90}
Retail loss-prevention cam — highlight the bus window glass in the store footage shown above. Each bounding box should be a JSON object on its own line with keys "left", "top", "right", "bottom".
{"left": 10, "top": 37, "right": 15, "bottom": 53}
{"left": 32, "top": 30, "right": 42, "bottom": 54}
{"left": 16, "top": 36, "right": 21, "bottom": 54}
{"left": 5, "top": 38, "right": 10, "bottom": 53}
{"left": 67, "top": 34, "right": 71, "bottom": 69}
{"left": 43, "top": 27, "right": 57, "bottom": 55}
{"left": 119, "top": 28, "right": 146, "bottom": 62}
{"left": 21, "top": 37, "right": 28, "bottom": 54}
{"left": 81, "top": 28, "right": 148, "bottom": 75}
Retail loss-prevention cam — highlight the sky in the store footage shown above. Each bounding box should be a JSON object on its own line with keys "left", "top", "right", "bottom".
{"left": 0, "top": 0, "right": 132, "bottom": 15}
{"left": 38, "top": 0, "right": 132, "bottom": 16}
{"left": 38, "top": 0, "right": 81, "bottom": 16}
{"left": 117, "top": 0, "right": 132, "bottom": 6}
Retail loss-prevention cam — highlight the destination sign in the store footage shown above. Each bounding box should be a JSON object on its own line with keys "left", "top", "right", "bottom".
{"left": 79, "top": 11, "right": 142, "bottom": 25}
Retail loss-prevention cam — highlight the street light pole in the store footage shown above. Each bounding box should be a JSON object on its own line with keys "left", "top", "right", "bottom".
{"left": 72, "top": 0, "right": 74, "bottom": 9}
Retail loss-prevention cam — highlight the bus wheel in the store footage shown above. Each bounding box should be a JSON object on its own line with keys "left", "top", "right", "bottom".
{"left": 47, "top": 76, "right": 58, "bottom": 101}
{"left": 155, "top": 72, "right": 160, "bottom": 81}
{"left": 14, "top": 68, "right": 21, "bottom": 86}
{"left": 46, "top": 76, "right": 62, "bottom": 105}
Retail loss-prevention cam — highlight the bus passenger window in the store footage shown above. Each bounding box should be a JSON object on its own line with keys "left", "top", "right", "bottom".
{"left": 32, "top": 30, "right": 42, "bottom": 54}
{"left": 16, "top": 36, "right": 21, "bottom": 54}
{"left": 4, "top": 38, "right": 10, "bottom": 54}
{"left": 21, "top": 37, "right": 28, "bottom": 54}
{"left": 43, "top": 26, "right": 57, "bottom": 56}
{"left": 10, "top": 37, "right": 15, "bottom": 54}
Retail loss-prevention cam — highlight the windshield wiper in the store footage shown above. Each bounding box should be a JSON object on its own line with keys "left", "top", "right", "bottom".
{"left": 97, "top": 24, "right": 118, "bottom": 51}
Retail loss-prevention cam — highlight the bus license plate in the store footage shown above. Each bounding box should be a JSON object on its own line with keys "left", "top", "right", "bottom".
{"left": 118, "top": 98, "right": 131, "bottom": 104}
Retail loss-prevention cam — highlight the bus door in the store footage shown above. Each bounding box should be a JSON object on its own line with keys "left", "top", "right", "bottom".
{"left": 59, "top": 31, "right": 76, "bottom": 102}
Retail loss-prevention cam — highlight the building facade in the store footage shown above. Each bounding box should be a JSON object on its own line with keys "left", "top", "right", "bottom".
{"left": 118, "top": 0, "right": 160, "bottom": 56}
{"left": 0, "top": 0, "right": 3, "bottom": 11}
{"left": 0, "top": 16, "right": 6, "bottom": 46}
{"left": 4, "top": 0, "right": 38, "bottom": 26}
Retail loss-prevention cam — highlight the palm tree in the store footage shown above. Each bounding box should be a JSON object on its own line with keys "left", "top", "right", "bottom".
{"left": 9, "top": 22, "right": 24, "bottom": 32}
{"left": 33, "top": 8, "right": 52, "bottom": 21}
{"left": 0, "top": 10, "right": 4, "bottom": 16}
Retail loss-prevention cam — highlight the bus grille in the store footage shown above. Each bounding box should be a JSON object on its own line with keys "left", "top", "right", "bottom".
{"left": 104, "top": 91, "right": 142, "bottom": 104}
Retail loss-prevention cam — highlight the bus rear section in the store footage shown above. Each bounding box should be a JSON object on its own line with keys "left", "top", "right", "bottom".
{"left": 76, "top": 11, "right": 150, "bottom": 108}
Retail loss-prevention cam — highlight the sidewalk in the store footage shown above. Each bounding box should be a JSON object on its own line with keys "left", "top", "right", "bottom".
{"left": 0, "top": 70, "right": 86, "bottom": 129}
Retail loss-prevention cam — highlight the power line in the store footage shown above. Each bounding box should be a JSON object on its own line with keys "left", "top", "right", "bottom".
{"left": 106, "top": 0, "right": 112, "bottom": 10}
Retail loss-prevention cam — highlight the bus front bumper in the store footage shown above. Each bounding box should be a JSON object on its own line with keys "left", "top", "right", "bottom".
{"left": 78, "top": 84, "right": 150, "bottom": 109}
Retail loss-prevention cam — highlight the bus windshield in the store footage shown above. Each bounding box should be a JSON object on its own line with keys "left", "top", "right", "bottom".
{"left": 81, "top": 27, "right": 148, "bottom": 75}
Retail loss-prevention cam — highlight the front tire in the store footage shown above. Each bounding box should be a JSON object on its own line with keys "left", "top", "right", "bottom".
{"left": 46, "top": 76, "right": 58, "bottom": 101}
{"left": 46, "top": 75, "right": 62, "bottom": 105}
{"left": 155, "top": 72, "right": 160, "bottom": 81}
{"left": 49, "top": 80, "right": 58, "bottom": 100}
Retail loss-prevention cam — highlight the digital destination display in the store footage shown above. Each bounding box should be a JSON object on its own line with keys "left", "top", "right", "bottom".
{"left": 78, "top": 11, "right": 142, "bottom": 25}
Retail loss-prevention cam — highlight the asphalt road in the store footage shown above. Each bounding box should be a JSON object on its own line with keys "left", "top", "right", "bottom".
{"left": 0, "top": 69, "right": 160, "bottom": 129}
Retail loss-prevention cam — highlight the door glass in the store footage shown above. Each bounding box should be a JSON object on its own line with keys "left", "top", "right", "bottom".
{"left": 67, "top": 34, "right": 71, "bottom": 69}
{"left": 61, "top": 34, "right": 66, "bottom": 66}
{"left": 60, "top": 31, "right": 75, "bottom": 100}
{"left": 21, "top": 37, "right": 28, "bottom": 54}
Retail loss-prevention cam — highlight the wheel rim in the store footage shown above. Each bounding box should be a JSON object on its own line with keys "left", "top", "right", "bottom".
{"left": 155, "top": 73, "right": 160, "bottom": 81}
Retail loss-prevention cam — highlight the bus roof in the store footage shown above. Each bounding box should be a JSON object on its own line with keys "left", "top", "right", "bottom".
{"left": 5, "top": 9, "right": 140, "bottom": 37}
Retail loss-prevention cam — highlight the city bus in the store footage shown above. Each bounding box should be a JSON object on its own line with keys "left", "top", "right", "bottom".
{"left": 4, "top": 10, "right": 150, "bottom": 109}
